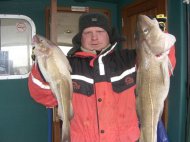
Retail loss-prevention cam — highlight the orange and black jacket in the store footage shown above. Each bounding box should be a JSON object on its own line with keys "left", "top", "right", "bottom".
{"left": 28, "top": 43, "right": 176, "bottom": 142}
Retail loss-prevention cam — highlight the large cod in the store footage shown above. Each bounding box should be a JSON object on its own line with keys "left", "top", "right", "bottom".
{"left": 135, "top": 15, "right": 176, "bottom": 142}
{"left": 32, "top": 34, "right": 73, "bottom": 142}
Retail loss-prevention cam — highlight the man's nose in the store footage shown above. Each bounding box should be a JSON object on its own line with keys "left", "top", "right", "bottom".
{"left": 91, "top": 32, "right": 98, "bottom": 40}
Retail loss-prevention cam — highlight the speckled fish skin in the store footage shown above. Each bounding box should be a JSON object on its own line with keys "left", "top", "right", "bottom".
{"left": 33, "top": 34, "right": 73, "bottom": 142}
{"left": 135, "top": 15, "right": 176, "bottom": 142}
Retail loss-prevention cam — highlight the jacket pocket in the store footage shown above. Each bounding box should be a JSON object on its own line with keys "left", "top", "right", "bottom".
{"left": 111, "top": 71, "right": 136, "bottom": 93}
{"left": 71, "top": 75, "right": 94, "bottom": 96}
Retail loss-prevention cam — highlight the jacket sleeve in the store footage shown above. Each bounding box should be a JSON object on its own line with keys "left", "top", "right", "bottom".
{"left": 28, "top": 64, "right": 58, "bottom": 108}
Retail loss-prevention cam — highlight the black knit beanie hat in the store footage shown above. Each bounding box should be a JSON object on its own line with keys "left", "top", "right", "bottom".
{"left": 79, "top": 13, "right": 111, "bottom": 35}
{"left": 72, "top": 13, "right": 111, "bottom": 48}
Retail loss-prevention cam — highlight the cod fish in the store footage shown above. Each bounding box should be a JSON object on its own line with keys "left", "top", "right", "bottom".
{"left": 32, "top": 34, "right": 73, "bottom": 142}
{"left": 135, "top": 15, "right": 176, "bottom": 142}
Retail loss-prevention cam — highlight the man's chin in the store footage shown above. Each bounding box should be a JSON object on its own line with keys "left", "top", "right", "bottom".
{"left": 91, "top": 46, "right": 103, "bottom": 51}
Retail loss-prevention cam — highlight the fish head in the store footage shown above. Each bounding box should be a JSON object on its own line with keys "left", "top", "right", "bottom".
{"left": 135, "top": 15, "right": 160, "bottom": 42}
{"left": 33, "top": 34, "right": 57, "bottom": 48}
{"left": 32, "top": 34, "right": 54, "bottom": 58}
{"left": 135, "top": 15, "right": 176, "bottom": 56}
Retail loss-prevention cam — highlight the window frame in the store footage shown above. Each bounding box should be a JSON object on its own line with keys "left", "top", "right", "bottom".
{"left": 0, "top": 14, "right": 36, "bottom": 80}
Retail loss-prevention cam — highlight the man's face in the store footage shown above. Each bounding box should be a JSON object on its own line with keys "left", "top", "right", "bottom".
{"left": 81, "top": 27, "right": 110, "bottom": 51}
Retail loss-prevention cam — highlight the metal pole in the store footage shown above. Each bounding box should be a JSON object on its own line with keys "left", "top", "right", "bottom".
{"left": 184, "top": 0, "right": 190, "bottom": 141}
{"left": 49, "top": 1, "right": 61, "bottom": 142}
{"left": 48, "top": 109, "right": 53, "bottom": 142}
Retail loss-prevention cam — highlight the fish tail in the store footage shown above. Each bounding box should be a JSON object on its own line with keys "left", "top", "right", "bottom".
{"left": 59, "top": 79, "right": 72, "bottom": 142}
{"left": 61, "top": 121, "right": 70, "bottom": 142}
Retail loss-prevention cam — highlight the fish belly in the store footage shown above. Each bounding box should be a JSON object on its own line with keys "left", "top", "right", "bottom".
{"left": 136, "top": 57, "right": 169, "bottom": 142}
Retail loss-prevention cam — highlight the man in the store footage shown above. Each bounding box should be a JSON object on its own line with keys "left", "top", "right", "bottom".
{"left": 28, "top": 13, "right": 176, "bottom": 142}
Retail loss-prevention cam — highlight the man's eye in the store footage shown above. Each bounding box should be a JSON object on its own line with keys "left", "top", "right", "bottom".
{"left": 83, "top": 32, "right": 91, "bottom": 36}
{"left": 98, "top": 30, "right": 105, "bottom": 33}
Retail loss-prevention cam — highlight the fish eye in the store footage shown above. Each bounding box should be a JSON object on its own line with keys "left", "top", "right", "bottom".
{"left": 143, "top": 28, "right": 149, "bottom": 34}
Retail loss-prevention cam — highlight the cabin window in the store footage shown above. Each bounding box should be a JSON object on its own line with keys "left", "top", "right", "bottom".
{"left": 0, "top": 14, "right": 35, "bottom": 79}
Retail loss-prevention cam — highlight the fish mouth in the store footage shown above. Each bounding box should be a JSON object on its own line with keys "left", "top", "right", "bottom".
{"left": 32, "top": 34, "right": 40, "bottom": 44}
{"left": 137, "top": 15, "right": 146, "bottom": 23}
{"left": 137, "top": 15, "right": 153, "bottom": 28}
{"left": 138, "top": 15, "right": 152, "bottom": 22}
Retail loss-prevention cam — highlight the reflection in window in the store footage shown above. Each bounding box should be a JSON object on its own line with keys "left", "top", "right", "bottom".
{"left": 1, "top": 45, "right": 30, "bottom": 75}
{"left": 0, "top": 15, "right": 35, "bottom": 79}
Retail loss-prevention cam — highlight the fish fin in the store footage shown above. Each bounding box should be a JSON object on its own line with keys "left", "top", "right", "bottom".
{"left": 58, "top": 79, "right": 71, "bottom": 142}
{"left": 52, "top": 82, "right": 62, "bottom": 119}
{"left": 69, "top": 102, "right": 74, "bottom": 120}
{"left": 62, "top": 122, "right": 71, "bottom": 142}
{"left": 57, "top": 105, "right": 62, "bottom": 119}
{"left": 136, "top": 70, "right": 142, "bottom": 120}
{"left": 160, "top": 62, "right": 167, "bottom": 85}
{"left": 164, "top": 33, "right": 176, "bottom": 51}
{"left": 136, "top": 95, "right": 141, "bottom": 120}
{"left": 168, "top": 59, "right": 173, "bottom": 75}
{"left": 61, "top": 53, "right": 72, "bottom": 73}
{"left": 158, "top": 103, "right": 165, "bottom": 120}
{"left": 37, "top": 57, "right": 51, "bottom": 82}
